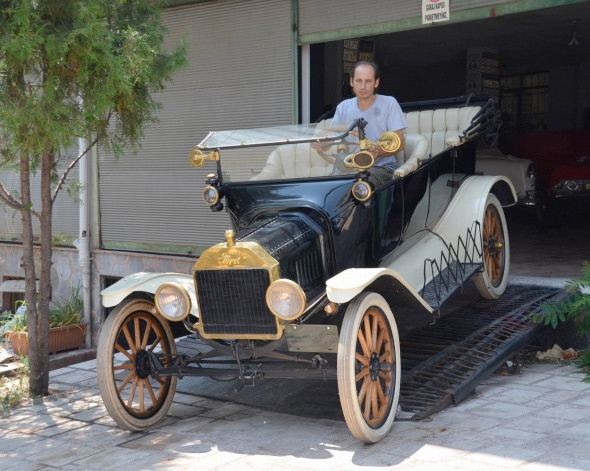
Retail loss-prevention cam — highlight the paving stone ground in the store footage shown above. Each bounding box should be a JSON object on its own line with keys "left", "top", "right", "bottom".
{"left": 2, "top": 358, "right": 590, "bottom": 471}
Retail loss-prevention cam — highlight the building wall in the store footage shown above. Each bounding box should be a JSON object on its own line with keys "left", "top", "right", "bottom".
{"left": 298, "top": 0, "right": 518, "bottom": 39}
{"left": 0, "top": 244, "right": 82, "bottom": 313}
{"left": 0, "top": 243, "right": 197, "bottom": 346}
{"left": 90, "top": 250, "right": 196, "bottom": 344}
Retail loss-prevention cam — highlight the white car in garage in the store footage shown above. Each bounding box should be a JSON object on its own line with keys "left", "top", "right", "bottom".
{"left": 475, "top": 146, "right": 538, "bottom": 207}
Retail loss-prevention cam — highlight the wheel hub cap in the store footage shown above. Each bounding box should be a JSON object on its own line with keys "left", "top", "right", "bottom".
{"left": 134, "top": 349, "right": 152, "bottom": 379}
{"left": 487, "top": 236, "right": 496, "bottom": 256}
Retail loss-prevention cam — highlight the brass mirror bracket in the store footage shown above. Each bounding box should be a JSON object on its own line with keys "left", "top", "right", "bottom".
{"left": 359, "top": 131, "right": 401, "bottom": 154}
{"left": 189, "top": 149, "right": 220, "bottom": 168}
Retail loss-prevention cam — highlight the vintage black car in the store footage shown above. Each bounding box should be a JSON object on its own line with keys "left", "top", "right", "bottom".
{"left": 98, "top": 98, "right": 516, "bottom": 443}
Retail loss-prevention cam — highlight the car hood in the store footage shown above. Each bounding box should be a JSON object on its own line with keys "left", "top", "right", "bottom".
{"left": 236, "top": 212, "right": 329, "bottom": 297}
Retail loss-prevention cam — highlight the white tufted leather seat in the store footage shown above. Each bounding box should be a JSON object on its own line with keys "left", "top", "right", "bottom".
{"left": 251, "top": 106, "right": 480, "bottom": 181}
{"left": 393, "top": 133, "right": 429, "bottom": 178}
{"left": 250, "top": 143, "right": 334, "bottom": 180}
{"left": 392, "top": 106, "right": 481, "bottom": 179}
{"left": 403, "top": 106, "right": 481, "bottom": 157}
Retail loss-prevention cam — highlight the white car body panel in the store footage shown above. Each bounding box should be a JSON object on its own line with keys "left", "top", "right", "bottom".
{"left": 101, "top": 272, "right": 199, "bottom": 316}
{"left": 326, "top": 175, "right": 516, "bottom": 308}
{"left": 476, "top": 148, "right": 534, "bottom": 202}
{"left": 326, "top": 268, "right": 434, "bottom": 313}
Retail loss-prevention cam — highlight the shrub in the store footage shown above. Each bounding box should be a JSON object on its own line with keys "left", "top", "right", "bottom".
{"left": 49, "top": 285, "right": 83, "bottom": 328}
{"left": 0, "top": 285, "right": 84, "bottom": 335}
{"left": 534, "top": 261, "right": 590, "bottom": 380}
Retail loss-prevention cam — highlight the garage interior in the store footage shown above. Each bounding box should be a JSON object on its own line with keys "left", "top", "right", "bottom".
{"left": 308, "top": 3, "right": 589, "bottom": 280}
{"left": 309, "top": 4, "right": 590, "bottom": 134}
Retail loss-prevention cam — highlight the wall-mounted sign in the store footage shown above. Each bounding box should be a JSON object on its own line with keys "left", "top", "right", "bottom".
{"left": 422, "top": 0, "right": 450, "bottom": 24}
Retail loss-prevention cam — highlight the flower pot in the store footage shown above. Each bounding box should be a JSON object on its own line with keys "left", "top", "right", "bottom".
{"left": 9, "top": 324, "right": 87, "bottom": 356}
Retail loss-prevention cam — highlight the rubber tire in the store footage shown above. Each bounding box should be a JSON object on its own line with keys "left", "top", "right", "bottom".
{"left": 97, "top": 298, "right": 177, "bottom": 431}
{"left": 337, "top": 292, "right": 401, "bottom": 443}
{"left": 474, "top": 194, "right": 510, "bottom": 299}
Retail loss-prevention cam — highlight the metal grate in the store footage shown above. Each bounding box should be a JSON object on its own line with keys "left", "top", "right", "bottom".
{"left": 398, "top": 285, "right": 564, "bottom": 420}
{"left": 173, "top": 285, "right": 564, "bottom": 424}
{"left": 195, "top": 269, "right": 277, "bottom": 335}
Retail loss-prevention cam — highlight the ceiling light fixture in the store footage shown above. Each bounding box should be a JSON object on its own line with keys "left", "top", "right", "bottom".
{"left": 569, "top": 20, "right": 580, "bottom": 47}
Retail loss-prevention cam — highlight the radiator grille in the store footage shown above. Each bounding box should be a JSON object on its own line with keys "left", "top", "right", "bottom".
{"left": 195, "top": 269, "right": 277, "bottom": 336}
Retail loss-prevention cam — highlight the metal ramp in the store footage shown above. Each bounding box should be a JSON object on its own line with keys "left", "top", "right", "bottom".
{"left": 397, "top": 285, "right": 564, "bottom": 420}
{"left": 174, "top": 285, "right": 564, "bottom": 423}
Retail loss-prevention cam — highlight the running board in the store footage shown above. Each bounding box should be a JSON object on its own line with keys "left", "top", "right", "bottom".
{"left": 421, "top": 261, "right": 483, "bottom": 310}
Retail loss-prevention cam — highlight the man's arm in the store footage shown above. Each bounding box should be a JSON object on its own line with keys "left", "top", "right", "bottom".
{"left": 370, "top": 129, "right": 404, "bottom": 158}
{"left": 369, "top": 97, "right": 407, "bottom": 158}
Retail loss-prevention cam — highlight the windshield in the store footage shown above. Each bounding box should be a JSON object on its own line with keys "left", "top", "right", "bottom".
{"left": 196, "top": 121, "right": 362, "bottom": 183}
{"left": 198, "top": 121, "right": 356, "bottom": 149}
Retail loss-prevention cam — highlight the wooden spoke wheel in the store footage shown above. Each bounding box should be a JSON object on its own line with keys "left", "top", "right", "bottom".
{"left": 474, "top": 194, "right": 510, "bottom": 299}
{"left": 97, "top": 298, "right": 177, "bottom": 431}
{"left": 484, "top": 203, "right": 504, "bottom": 286}
{"left": 338, "top": 292, "right": 401, "bottom": 443}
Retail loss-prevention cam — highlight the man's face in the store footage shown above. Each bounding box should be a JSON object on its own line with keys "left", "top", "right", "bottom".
{"left": 350, "top": 65, "right": 380, "bottom": 99}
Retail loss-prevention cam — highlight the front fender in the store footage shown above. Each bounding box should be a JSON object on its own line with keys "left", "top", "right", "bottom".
{"left": 326, "top": 268, "right": 434, "bottom": 337}
{"left": 101, "top": 272, "right": 198, "bottom": 317}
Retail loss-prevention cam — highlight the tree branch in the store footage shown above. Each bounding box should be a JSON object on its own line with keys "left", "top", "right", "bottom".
{"left": 0, "top": 180, "right": 24, "bottom": 210}
{"left": 51, "top": 137, "right": 98, "bottom": 204}
{"left": 0, "top": 178, "right": 40, "bottom": 220}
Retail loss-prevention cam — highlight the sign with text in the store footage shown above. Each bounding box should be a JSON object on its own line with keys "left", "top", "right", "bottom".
{"left": 422, "top": 0, "right": 450, "bottom": 24}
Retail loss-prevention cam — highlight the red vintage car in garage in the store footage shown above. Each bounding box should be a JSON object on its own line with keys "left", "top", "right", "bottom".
{"left": 513, "top": 131, "right": 590, "bottom": 205}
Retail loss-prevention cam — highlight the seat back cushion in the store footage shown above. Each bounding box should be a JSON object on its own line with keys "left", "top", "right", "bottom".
{"left": 251, "top": 143, "right": 333, "bottom": 180}
{"left": 403, "top": 106, "right": 481, "bottom": 157}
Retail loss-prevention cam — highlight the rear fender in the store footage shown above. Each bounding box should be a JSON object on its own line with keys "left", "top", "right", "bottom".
{"left": 380, "top": 175, "right": 516, "bottom": 295}
{"left": 432, "top": 175, "right": 515, "bottom": 253}
{"left": 101, "top": 272, "right": 198, "bottom": 317}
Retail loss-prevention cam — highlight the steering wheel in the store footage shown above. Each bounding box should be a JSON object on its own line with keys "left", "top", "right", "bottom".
{"left": 314, "top": 138, "right": 358, "bottom": 165}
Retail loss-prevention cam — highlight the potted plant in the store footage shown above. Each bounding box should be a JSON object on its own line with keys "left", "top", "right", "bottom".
{"left": 2, "top": 286, "right": 86, "bottom": 356}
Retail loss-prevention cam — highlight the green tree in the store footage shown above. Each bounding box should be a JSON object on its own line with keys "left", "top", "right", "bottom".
{"left": 0, "top": 0, "right": 186, "bottom": 396}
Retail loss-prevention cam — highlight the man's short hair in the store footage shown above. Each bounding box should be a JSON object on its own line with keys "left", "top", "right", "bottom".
{"left": 350, "top": 61, "right": 380, "bottom": 80}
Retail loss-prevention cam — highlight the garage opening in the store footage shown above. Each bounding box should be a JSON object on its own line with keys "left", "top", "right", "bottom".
{"left": 306, "top": 4, "right": 590, "bottom": 223}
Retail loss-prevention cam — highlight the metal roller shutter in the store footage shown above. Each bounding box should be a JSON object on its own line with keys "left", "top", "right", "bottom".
{"left": 0, "top": 159, "right": 80, "bottom": 242}
{"left": 98, "top": 0, "right": 293, "bottom": 254}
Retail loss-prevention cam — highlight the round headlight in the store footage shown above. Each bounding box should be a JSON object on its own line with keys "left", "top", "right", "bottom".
{"left": 565, "top": 180, "right": 578, "bottom": 192}
{"left": 266, "top": 279, "right": 306, "bottom": 321}
{"left": 155, "top": 283, "right": 191, "bottom": 321}
{"left": 352, "top": 180, "right": 372, "bottom": 202}
{"left": 203, "top": 185, "right": 220, "bottom": 205}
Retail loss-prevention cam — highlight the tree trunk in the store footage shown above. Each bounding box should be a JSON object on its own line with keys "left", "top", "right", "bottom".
{"left": 19, "top": 150, "right": 47, "bottom": 396}
{"left": 29, "top": 145, "right": 54, "bottom": 396}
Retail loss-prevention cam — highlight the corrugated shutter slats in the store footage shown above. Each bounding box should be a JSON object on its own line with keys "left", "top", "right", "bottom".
{"left": 98, "top": 0, "right": 293, "bottom": 252}
{"left": 0, "top": 155, "right": 80, "bottom": 240}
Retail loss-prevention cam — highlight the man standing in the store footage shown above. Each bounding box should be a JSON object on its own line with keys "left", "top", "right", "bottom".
{"left": 333, "top": 62, "right": 406, "bottom": 170}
